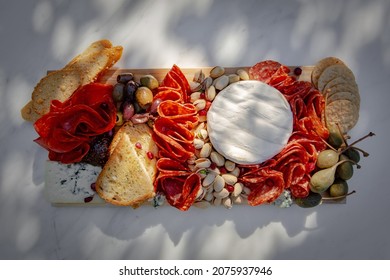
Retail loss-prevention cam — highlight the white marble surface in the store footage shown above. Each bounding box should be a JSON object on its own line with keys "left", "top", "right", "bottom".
{"left": 1, "top": 0, "right": 389, "bottom": 259}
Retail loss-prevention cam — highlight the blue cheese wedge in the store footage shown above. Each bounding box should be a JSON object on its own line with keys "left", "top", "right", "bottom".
{"left": 207, "top": 80, "right": 293, "bottom": 165}
{"left": 44, "top": 160, "right": 105, "bottom": 205}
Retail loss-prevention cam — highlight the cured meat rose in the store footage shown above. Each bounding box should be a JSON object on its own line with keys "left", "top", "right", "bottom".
{"left": 34, "top": 83, "right": 116, "bottom": 163}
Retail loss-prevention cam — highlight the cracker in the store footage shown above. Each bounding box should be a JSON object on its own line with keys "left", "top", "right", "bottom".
{"left": 327, "top": 91, "right": 360, "bottom": 108}
{"left": 318, "top": 64, "right": 355, "bottom": 92}
{"left": 326, "top": 99, "right": 359, "bottom": 133}
{"left": 311, "top": 57, "right": 345, "bottom": 89}
{"left": 323, "top": 76, "right": 359, "bottom": 96}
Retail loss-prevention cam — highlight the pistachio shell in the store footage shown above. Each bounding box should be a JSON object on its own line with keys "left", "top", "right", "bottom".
{"left": 224, "top": 160, "right": 235, "bottom": 172}
{"left": 204, "top": 192, "right": 214, "bottom": 201}
{"left": 213, "top": 188, "right": 230, "bottom": 199}
{"left": 202, "top": 172, "right": 217, "bottom": 187}
{"left": 203, "top": 76, "right": 213, "bottom": 89}
{"left": 195, "top": 158, "right": 211, "bottom": 169}
{"left": 210, "top": 66, "right": 225, "bottom": 78}
{"left": 200, "top": 143, "right": 212, "bottom": 158}
{"left": 210, "top": 151, "right": 225, "bottom": 167}
{"left": 206, "top": 85, "right": 216, "bottom": 101}
{"left": 222, "top": 174, "right": 237, "bottom": 185}
{"left": 193, "top": 70, "right": 205, "bottom": 83}
{"left": 230, "top": 166, "right": 240, "bottom": 177}
{"left": 190, "top": 91, "right": 202, "bottom": 102}
{"left": 213, "top": 75, "right": 229, "bottom": 90}
{"left": 193, "top": 138, "right": 204, "bottom": 149}
{"left": 228, "top": 74, "right": 240, "bottom": 84}
{"left": 237, "top": 69, "right": 249, "bottom": 80}
{"left": 232, "top": 182, "right": 243, "bottom": 197}
{"left": 193, "top": 99, "right": 206, "bottom": 111}
{"left": 222, "top": 197, "right": 232, "bottom": 209}
{"left": 213, "top": 175, "right": 225, "bottom": 192}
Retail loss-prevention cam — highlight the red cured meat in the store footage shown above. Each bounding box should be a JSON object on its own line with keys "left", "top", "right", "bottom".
{"left": 157, "top": 100, "right": 198, "bottom": 129}
{"left": 153, "top": 117, "right": 195, "bottom": 162}
{"left": 153, "top": 88, "right": 183, "bottom": 103}
{"left": 249, "top": 60, "right": 282, "bottom": 83}
{"left": 152, "top": 65, "right": 201, "bottom": 210}
{"left": 155, "top": 172, "right": 201, "bottom": 211}
{"left": 241, "top": 167, "right": 285, "bottom": 206}
{"left": 34, "top": 83, "right": 116, "bottom": 163}
{"left": 239, "top": 60, "right": 329, "bottom": 204}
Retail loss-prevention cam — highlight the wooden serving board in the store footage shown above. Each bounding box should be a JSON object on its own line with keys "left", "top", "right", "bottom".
{"left": 99, "top": 66, "right": 314, "bottom": 85}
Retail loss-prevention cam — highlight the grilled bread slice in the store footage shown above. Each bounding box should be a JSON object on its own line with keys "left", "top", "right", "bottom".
{"left": 95, "top": 122, "right": 158, "bottom": 208}
{"left": 21, "top": 39, "right": 123, "bottom": 122}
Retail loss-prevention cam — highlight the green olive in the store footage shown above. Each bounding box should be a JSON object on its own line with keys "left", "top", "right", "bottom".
{"left": 329, "top": 178, "right": 349, "bottom": 197}
{"left": 316, "top": 149, "right": 339, "bottom": 169}
{"left": 295, "top": 192, "right": 322, "bottom": 208}
{"left": 115, "top": 111, "right": 124, "bottom": 126}
{"left": 135, "top": 87, "right": 153, "bottom": 109}
{"left": 345, "top": 147, "right": 360, "bottom": 163}
{"left": 327, "top": 123, "right": 344, "bottom": 149}
{"left": 336, "top": 154, "right": 354, "bottom": 180}
{"left": 140, "top": 75, "right": 159, "bottom": 90}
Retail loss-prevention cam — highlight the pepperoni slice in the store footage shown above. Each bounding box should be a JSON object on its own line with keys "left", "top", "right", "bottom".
{"left": 249, "top": 60, "right": 282, "bottom": 83}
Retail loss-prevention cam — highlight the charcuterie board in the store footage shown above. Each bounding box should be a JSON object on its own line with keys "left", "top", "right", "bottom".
{"left": 21, "top": 40, "right": 371, "bottom": 211}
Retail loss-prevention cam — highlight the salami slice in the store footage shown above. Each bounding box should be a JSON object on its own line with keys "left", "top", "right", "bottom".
{"left": 157, "top": 100, "right": 198, "bottom": 129}
{"left": 156, "top": 172, "right": 201, "bottom": 211}
{"left": 241, "top": 167, "right": 284, "bottom": 206}
{"left": 249, "top": 60, "right": 282, "bottom": 83}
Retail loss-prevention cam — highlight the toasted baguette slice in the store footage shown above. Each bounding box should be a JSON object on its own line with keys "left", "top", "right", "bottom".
{"left": 95, "top": 122, "right": 158, "bottom": 208}
{"left": 22, "top": 39, "right": 123, "bottom": 122}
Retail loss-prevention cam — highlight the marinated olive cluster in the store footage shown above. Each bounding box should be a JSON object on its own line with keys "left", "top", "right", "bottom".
{"left": 295, "top": 126, "right": 374, "bottom": 208}
{"left": 310, "top": 124, "right": 375, "bottom": 199}
{"left": 112, "top": 73, "right": 160, "bottom": 126}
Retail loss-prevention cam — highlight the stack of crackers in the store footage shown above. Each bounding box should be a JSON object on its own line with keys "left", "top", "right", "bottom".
{"left": 311, "top": 57, "right": 360, "bottom": 134}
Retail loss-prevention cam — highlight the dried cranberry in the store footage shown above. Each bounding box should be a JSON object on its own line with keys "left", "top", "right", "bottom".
{"left": 90, "top": 183, "right": 96, "bottom": 192}
{"left": 225, "top": 185, "right": 234, "bottom": 193}
{"left": 135, "top": 142, "right": 142, "bottom": 149}
{"left": 84, "top": 196, "right": 94, "bottom": 203}
{"left": 219, "top": 166, "right": 227, "bottom": 174}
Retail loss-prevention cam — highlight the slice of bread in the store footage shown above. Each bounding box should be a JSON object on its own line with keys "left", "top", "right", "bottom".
{"left": 22, "top": 39, "right": 123, "bottom": 122}
{"left": 95, "top": 122, "right": 158, "bottom": 208}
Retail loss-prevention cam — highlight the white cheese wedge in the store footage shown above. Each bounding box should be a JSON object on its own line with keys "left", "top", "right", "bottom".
{"left": 44, "top": 161, "right": 105, "bottom": 205}
{"left": 207, "top": 80, "right": 293, "bottom": 165}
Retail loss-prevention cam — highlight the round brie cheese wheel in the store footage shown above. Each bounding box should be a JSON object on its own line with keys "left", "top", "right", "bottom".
{"left": 207, "top": 80, "right": 293, "bottom": 165}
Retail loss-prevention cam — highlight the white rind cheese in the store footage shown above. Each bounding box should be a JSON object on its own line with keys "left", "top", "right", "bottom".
{"left": 44, "top": 161, "right": 105, "bottom": 204}
{"left": 207, "top": 80, "right": 293, "bottom": 165}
